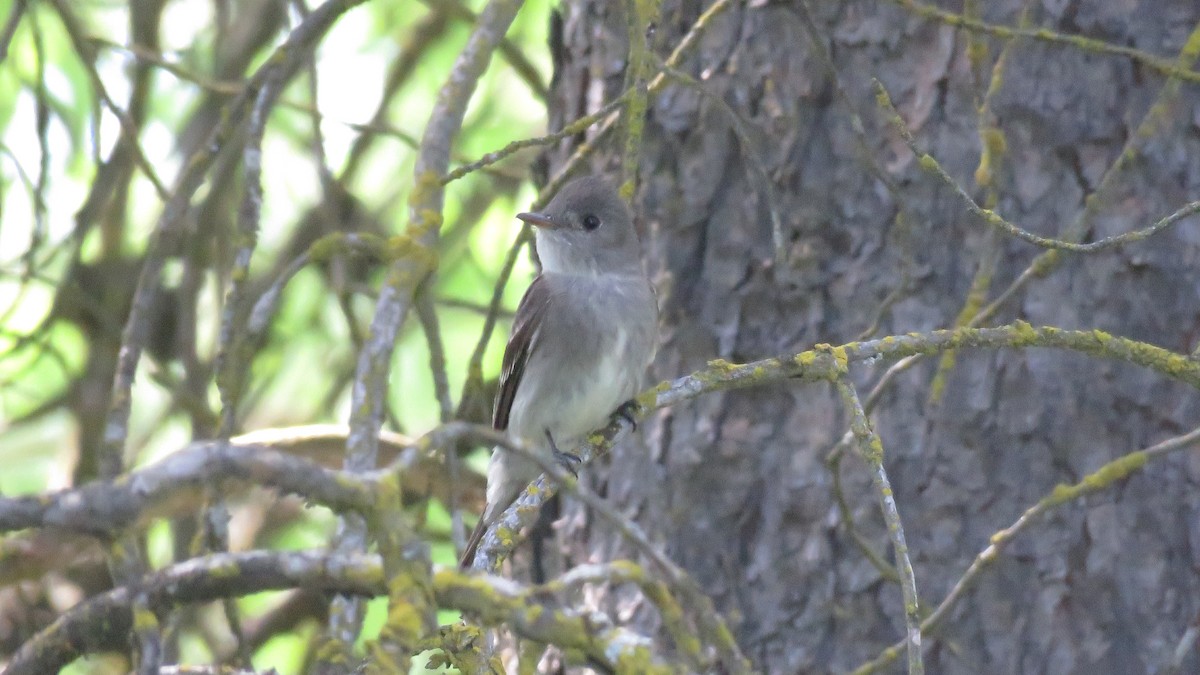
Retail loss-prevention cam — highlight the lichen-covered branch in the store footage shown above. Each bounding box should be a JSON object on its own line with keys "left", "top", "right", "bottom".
{"left": 0, "top": 441, "right": 376, "bottom": 537}
{"left": 5, "top": 550, "right": 382, "bottom": 675}
{"left": 453, "top": 424, "right": 750, "bottom": 672}
{"left": 467, "top": 323, "right": 1200, "bottom": 594}
{"left": 6, "top": 324, "right": 1194, "bottom": 544}
{"left": 834, "top": 376, "right": 923, "bottom": 675}
{"left": 434, "top": 567, "right": 671, "bottom": 672}
{"left": 5, "top": 550, "right": 680, "bottom": 675}
{"left": 886, "top": 0, "right": 1200, "bottom": 83}
{"left": 875, "top": 80, "right": 1200, "bottom": 254}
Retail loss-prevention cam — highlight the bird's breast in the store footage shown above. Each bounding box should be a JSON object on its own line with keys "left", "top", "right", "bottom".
{"left": 507, "top": 285, "right": 652, "bottom": 451}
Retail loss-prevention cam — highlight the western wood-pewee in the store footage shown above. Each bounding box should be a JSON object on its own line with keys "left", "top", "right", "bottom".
{"left": 460, "top": 175, "right": 658, "bottom": 569}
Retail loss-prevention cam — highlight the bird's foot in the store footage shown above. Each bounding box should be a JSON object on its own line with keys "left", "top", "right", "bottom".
{"left": 614, "top": 399, "right": 641, "bottom": 430}
{"left": 545, "top": 429, "right": 582, "bottom": 477}
{"left": 553, "top": 450, "right": 583, "bottom": 477}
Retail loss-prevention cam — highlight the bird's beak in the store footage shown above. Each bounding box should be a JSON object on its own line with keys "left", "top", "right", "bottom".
{"left": 516, "top": 211, "right": 558, "bottom": 229}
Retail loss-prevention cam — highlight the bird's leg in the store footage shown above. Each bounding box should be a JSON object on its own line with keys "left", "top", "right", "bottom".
{"left": 545, "top": 429, "right": 581, "bottom": 476}
{"left": 614, "top": 399, "right": 640, "bottom": 430}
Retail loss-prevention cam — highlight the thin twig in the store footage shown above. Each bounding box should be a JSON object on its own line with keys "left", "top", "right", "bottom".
{"left": 825, "top": 444, "right": 901, "bottom": 583}
{"left": 835, "top": 376, "right": 923, "bottom": 675}
{"left": 0, "top": 0, "right": 26, "bottom": 62}
{"left": 7, "top": 549, "right": 681, "bottom": 675}
{"left": 874, "top": 80, "right": 1200, "bottom": 253}
{"left": 888, "top": 0, "right": 1200, "bottom": 83}
{"left": 850, "top": 425, "right": 1200, "bottom": 675}
{"left": 419, "top": 0, "right": 547, "bottom": 101}
{"left": 440, "top": 424, "right": 751, "bottom": 673}
{"left": 48, "top": 0, "right": 170, "bottom": 200}
{"left": 658, "top": 64, "right": 786, "bottom": 266}
{"left": 536, "top": 0, "right": 741, "bottom": 203}
{"left": 860, "top": 19, "right": 1200, "bottom": 416}
{"left": 455, "top": 228, "right": 530, "bottom": 419}
{"left": 340, "top": 7, "right": 450, "bottom": 183}
{"left": 440, "top": 90, "right": 631, "bottom": 185}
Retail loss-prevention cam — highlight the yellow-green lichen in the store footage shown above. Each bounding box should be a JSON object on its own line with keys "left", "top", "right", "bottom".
{"left": 1009, "top": 320, "right": 1037, "bottom": 345}
{"left": 496, "top": 524, "right": 518, "bottom": 548}
{"left": 608, "top": 559, "right": 642, "bottom": 578}
{"left": 927, "top": 350, "right": 957, "bottom": 403}
{"left": 382, "top": 594, "right": 424, "bottom": 639}
{"left": 1029, "top": 250, "right": 1060, "bottom": 277}
{"left": 705, "top": 358, "right": 738, "bottom": 373}
{"left": 132, "top": 605, "right": 159, "bottom": 631}
{"left": 1181, "top": 23, "right": 1200, "bottom": 59}
{"left": 1048, "top": 451, "right": 1148, "bottom": 505}
{"left": 312, "top": 637, "right": 352, "bottom": 664}
{"left": 308, "top": 232, "right": 347, "bottom": 262}
{"left": 966, "top": 39, "right": 989, "bottom": 74}
{"left": 386, "top": 234, "right": 439, "bottom": 272}
{"left": 635, "top": 385, "right": 664, "bottom": 408}
{"left": 830, "top": 345, "right": 851, "bottom": 370}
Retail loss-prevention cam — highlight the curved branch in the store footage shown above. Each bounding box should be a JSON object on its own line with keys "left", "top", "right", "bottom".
{"left": 874, "top": 80, "right": 1200, "bottom": 254}
{"left": 5, "top": 551, "right": 672, "bottom": 675}
{"left": 6, "top": 550, "right": 380, "bottom": 675}
{"left": 0, "top": 441, "right": 375, "bottom": 537}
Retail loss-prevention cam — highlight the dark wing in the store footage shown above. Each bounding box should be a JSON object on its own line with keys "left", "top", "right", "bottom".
{"left": 493, "top": 274, "right": 553, "bottom": 430}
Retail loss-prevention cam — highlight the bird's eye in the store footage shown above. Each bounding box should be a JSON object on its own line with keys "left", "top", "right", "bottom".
{"left": 582, "top": 214, "right": 601, "bottom": 231}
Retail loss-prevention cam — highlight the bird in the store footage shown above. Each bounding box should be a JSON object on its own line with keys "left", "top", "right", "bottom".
{"left": 459, "top": 175, "right": 659, "bottom": 569}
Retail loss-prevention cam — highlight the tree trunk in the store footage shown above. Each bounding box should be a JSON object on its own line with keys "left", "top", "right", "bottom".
{"left": 547, "top": 1, "right": 1200, "bottom": 672}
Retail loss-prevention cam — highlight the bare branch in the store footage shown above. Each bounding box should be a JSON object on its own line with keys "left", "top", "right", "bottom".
{"left": 0, "top": 442, "right": 376, "bottom": 537}
{"left": 885, "top": 0, "right": 1200, "bottom": 83}
{"left": 851, "top": 425, "right": 1200, "bottom": 674}
{"left": 6, "top": 550, "right": 679, "bottom": 675}
{"left": 454, "top": 424, "right": 750, "bottom": 673}
{"left": 835, "top": 375, "right": 923, "bottom": 675}
{"left": 874, "top": 80, "right": 1200, "bottom": 253}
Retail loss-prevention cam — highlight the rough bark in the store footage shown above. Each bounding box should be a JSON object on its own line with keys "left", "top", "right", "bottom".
{"left": 548, "top": 1, "right": 1200, "bottom": 672}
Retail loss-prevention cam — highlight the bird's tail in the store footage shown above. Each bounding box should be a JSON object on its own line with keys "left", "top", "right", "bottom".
{"left": 459, "top": 516, "right": 488, "bottom": 569}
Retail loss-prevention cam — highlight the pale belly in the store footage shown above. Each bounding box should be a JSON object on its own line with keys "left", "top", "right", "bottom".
{"left": 508, "top": 326, "right": 639, "bottom": 452}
